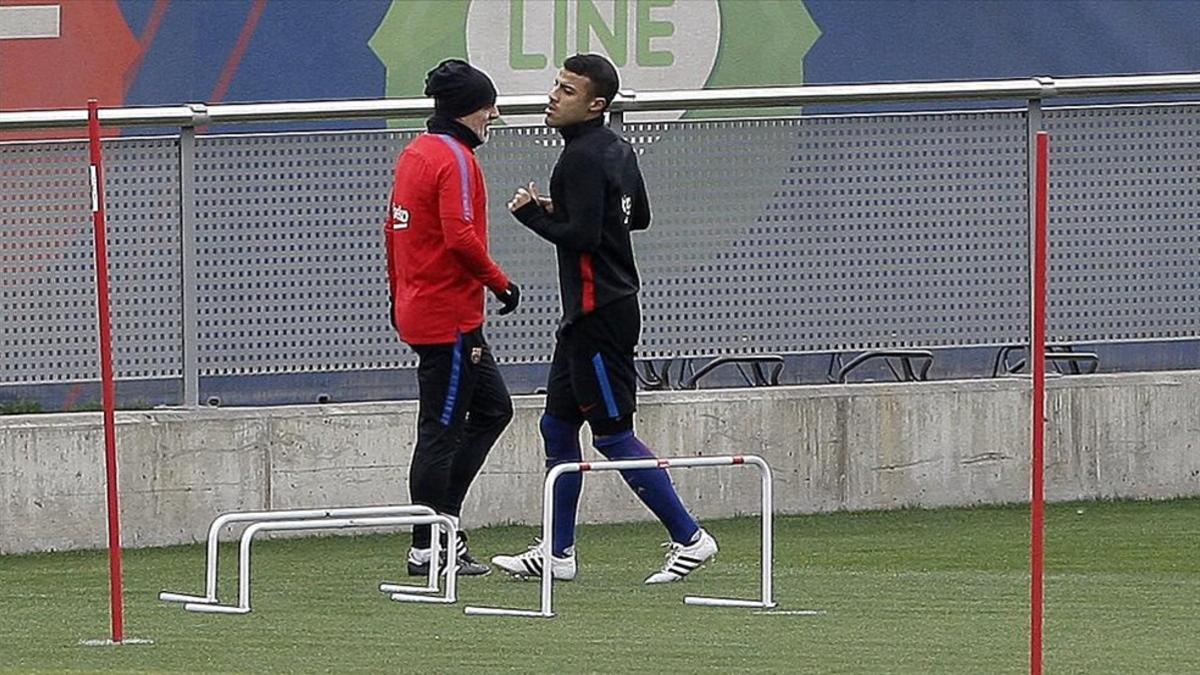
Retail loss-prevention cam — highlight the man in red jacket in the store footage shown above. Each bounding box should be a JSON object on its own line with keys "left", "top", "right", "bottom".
{"left": 384, "top": 59, "right": 520, "bottom": 577}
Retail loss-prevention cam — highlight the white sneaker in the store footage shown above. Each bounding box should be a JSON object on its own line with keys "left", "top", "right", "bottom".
{"left": 491, "top": 542, "right": 577, "bottom": 581}
{"left": 644, "top": 528, "right": 718, "bottom": 584}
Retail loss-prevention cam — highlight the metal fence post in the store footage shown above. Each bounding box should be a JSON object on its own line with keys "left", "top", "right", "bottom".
{"left": 178, "top": 124, "right": 199, "bottom": 406}
{"left": 1025, "top": 95, "right": 1043, "bottom": 372}
{"left": 607, "top": 108, "right": 624, "bottom": 135}
{"left": 608, "top": 89, "right": 631, "bottom": 135}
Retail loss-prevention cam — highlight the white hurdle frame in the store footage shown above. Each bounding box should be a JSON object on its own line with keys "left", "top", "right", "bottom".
{"left": 160, "top": 505, "right": 442, "bottom": 607}
{"left": 182, "top": 514, "right": 459, "bottom": 614}
{"left": 464, "top": 454, "right": 775, "bottom": 618}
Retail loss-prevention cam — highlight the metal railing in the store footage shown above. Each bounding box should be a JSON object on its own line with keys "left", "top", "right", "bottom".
{"left": 5, "top": 72, "right": 1200, "bottom": 131}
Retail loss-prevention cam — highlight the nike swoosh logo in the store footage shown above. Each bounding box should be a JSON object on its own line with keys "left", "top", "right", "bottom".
{"left": 579, "top": 403, "right": 598, "bottom": 413}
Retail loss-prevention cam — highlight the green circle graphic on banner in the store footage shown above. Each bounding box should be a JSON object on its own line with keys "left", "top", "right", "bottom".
{"left": 369, "top": 0, "right": 820, "bottom": 123}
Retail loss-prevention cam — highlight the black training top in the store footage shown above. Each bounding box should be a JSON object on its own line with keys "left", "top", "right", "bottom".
{"left": 514, "top": 116, "right": 651, "bottom": 325}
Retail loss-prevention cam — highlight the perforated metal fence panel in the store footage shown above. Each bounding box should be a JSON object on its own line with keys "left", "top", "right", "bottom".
{"left": 626, "top": 112, "right": 1031, "bottom": 357}
{"left": 193, "top": 131, "right": 410, "bottom": 375}
{"left": 3, "top": 103, "right": 1199, "bottom": 390}
{"left": 0, "top": 137, "right": 181, "bottom": 385}
{"left": 1044, "top": 104, "right": 1200, "bottom": 342}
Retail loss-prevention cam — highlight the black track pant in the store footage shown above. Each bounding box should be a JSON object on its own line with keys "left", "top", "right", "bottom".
{"left": 409, "top": 328, "right": 513, "bottom": 549}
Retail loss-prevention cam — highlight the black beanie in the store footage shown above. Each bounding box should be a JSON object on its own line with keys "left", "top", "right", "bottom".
{"left": 424, "top": 59, "right": 497, "bottom": 118}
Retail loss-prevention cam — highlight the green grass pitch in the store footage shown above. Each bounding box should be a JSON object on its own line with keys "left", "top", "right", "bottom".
{"left": 2, "top": 499, "right": 1198, "bottom": 673}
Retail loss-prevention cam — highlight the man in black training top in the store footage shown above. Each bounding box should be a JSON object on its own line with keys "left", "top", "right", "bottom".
{"left": 493, "top": 53, "right": 718, "bottom": 584}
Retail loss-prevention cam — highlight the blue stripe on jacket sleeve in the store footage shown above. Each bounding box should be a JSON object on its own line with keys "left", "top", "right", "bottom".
{"left": 434, "top": 135, "right": 474, "bottom": 222}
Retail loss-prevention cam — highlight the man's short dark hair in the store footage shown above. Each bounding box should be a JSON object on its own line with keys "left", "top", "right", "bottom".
{"left": 563, "top": 53, "right": 619, "bottom": 109}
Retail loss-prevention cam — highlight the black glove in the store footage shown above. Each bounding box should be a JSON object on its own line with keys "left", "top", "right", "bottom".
{"left": 388, "top": 293, "right": 398, "bottom": 332}
{"left": 494, "top": 282, "right": 520, "bottom": 315}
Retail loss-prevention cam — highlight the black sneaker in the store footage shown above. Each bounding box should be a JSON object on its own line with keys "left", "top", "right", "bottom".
{"left": 406, "top": 531, "right": 491, "bottom": 577}
{"left": 453, "top": 531, "right": 491, "bottom": 576}
{"left": 406, "top": 555, "right": 433, "bottom": 577}
{"left": 456, "top": 548, "right": 491, "bottom": 576}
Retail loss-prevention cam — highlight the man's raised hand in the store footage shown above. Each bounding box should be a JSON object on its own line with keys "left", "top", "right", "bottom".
{"left": 507, "top": 181, "right": 543, "bottom": 212}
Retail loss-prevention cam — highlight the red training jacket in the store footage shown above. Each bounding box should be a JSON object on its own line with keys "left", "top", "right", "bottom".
{"left": 384, "top": 133, "right": 509, "bottom": 345}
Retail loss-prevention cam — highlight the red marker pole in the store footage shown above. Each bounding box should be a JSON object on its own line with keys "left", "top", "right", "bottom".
{"left": 87, "top": 99, "right": 125, "bottom": 644}
{"left": 1029, "top": 131, "right": 1049, "bottom": 675}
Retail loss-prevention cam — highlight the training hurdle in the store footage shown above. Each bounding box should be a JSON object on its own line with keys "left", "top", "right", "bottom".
{"left": 160, "top": 505, "right": 454, "bottom": 613}
{"left": 465, "top": 454, "right": 775, "bottom": 618}
{"left": 177, "top": 515, "right": 458, "bottom": 614}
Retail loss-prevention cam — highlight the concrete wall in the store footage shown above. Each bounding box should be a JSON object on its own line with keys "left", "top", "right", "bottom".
{"left": 3, "top": 371, "right": 1198, "bottom": 555}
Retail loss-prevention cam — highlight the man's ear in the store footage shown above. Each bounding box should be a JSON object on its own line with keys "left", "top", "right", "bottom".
{"left": 588, "top": 97, "right": 607, "bottom": 114}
